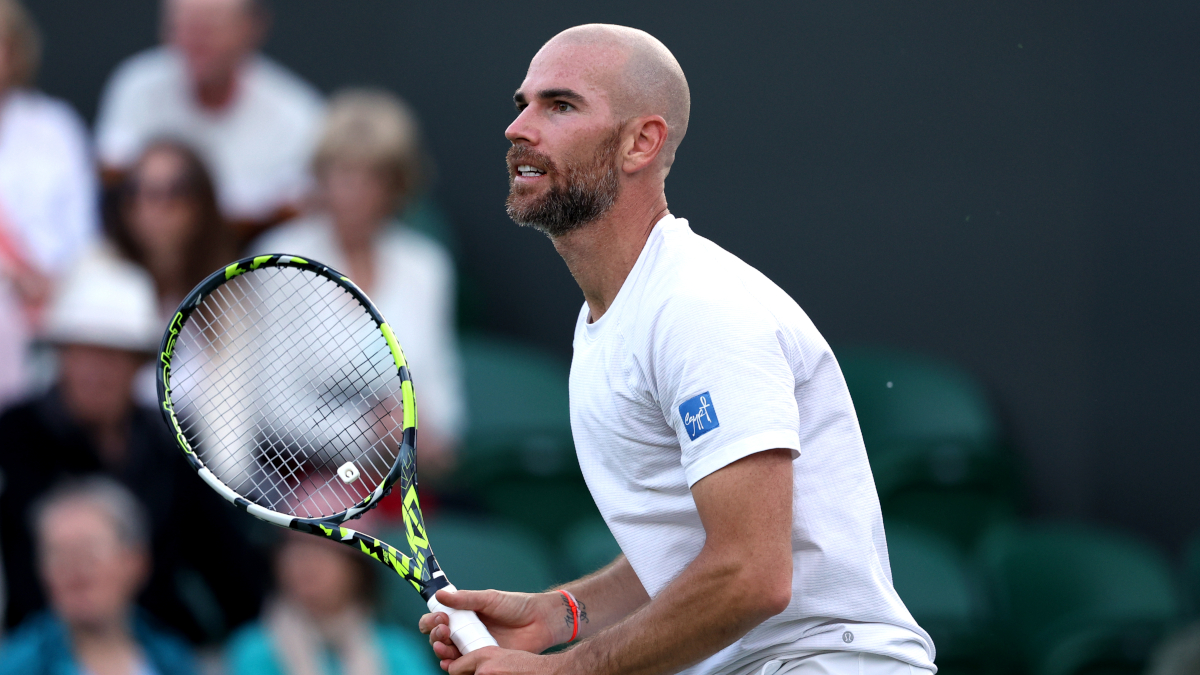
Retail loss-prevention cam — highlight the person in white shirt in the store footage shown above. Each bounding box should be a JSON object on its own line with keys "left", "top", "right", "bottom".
{"left": 0, "top": 0, "right": 98, "bottom": 405}
{"left": 420, "top": 25, "right": 937, "bottom": 675}
{"left": 94, "top": 0, "right": 323, "bottom": 231}
{"left": 249, "top": 89, "right": 464, "bottom": 475}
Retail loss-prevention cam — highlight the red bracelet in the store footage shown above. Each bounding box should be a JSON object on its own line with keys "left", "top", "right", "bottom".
{"left": 559, "top": 589, "right": 580, "bottom": 642}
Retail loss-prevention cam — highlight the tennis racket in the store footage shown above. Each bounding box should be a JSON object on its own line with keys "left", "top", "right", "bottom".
{"left": 156, "top": 253, "right": 496, "bottom": 654}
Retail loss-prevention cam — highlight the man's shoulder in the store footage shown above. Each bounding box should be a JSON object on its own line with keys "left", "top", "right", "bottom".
{"left": 632, "top": 220, "right": 790, "bottom": 330}
{"left": 104, "top": 47, "right": 181, "bottom": 96}
{"left": 6, "top": 90, "right": 87, "bottom": 137}
{"left": 245, "top": 54, "right": 324, "bottom": 112}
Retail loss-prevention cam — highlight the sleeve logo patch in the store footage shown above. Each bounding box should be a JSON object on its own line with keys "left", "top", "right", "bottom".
{"left": 679, "top": 392, "right": 719, "bottom": 441}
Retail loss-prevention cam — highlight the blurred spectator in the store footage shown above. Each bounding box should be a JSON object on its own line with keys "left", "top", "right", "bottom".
{"left": 0, "top": 249, "right": 269, "bottom": 643}
{"left": 105, "top": 139, "right": 236, "bottom": 405}
{"left": 0, "top": 477, "right": 196, "bottom": 675}
{"left": 94, "top": 0, "right": 324, "bottom": 235}
{"left": 0, "top": 0, "right": 99, "bottom": 405}
{"left": 226, "top": 529, "right": 437, "bottom": 675}
{"left": 107, "top": 138, "right": 236, "bottom": 316}
{"left": 249, "top": 89, "right": 464, "bottom": 478}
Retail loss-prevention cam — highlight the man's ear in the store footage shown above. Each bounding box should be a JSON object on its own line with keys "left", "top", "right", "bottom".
{"left": 622, "top": 115, "right": 669, "bottom": 175}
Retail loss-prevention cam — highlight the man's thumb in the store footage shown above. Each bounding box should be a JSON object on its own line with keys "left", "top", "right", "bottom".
{"left": 435, "top": 588, "right": 490, "bottom": 611}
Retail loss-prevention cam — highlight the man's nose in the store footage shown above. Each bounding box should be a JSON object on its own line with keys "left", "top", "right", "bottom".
{"left": 505, "top": 107, "right": 539, "bottom": 145}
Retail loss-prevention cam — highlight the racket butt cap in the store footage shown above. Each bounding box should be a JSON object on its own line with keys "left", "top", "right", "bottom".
{"left": 427, "top": 584, "right": 500, "bottom": 654}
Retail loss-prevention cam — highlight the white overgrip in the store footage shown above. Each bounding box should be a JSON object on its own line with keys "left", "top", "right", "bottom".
{"left": 427, "top": 584, "right": 499, "bottom": 654}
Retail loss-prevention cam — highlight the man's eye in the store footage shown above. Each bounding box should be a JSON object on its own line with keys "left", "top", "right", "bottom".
{"left": 555, "top": 101, "right": 573, "bottom": 112}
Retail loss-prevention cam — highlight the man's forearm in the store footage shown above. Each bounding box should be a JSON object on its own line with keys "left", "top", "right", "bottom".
{"left": 550, "top": 450, "right": 795, "bottom": 675}
{"left": 553, "top": 555, "right": 649, "bottom": 643}
{"left": 554, "top": 544, "right": 785, "bottom": 675}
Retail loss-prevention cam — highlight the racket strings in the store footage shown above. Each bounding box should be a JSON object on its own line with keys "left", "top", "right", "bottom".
{"left": 166, "top": 266, "right": 407, "bottom": 519}
{"left": 184, "top": 277, "right": 401, "bottom": 515}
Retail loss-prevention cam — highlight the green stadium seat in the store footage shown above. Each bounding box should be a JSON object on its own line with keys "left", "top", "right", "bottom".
{"left": 838, "top": 347, "right": 1000, "bottom": 449}
{"left": 451, "top": 334, "right": 576, "bottom": 488}
{"left": 977, "top": 522, "right": 1181, "bottom": 675}
{"left": 375, "top": 513, "right": 558, "bottom": 631}
{"left": 562, "top": 517, "right": 623, "bottom": 579}
{"left": 837, "top": 347, "right": 1020, "bottom": 550}
{"left": 439, "top": 335, "right": 603, "bottom": 544}
{"left": 478, "top": 474, "right": 601, "bottom": 547}
{"left": 886, "top": 523, "right": 998, "bottom": 674}
{"left": 1182, "top": 530, "right": 1200, "bottom": 617}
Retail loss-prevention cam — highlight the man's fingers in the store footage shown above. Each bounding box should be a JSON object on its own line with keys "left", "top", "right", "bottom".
{"left": 419, "top": 611, "right": 449, "bottom": 635}
{"left": 447, "top": 649, "right": 486, "bottom": 675}
{"left": 432, "top": 636, "right": 463, "bottom": 661}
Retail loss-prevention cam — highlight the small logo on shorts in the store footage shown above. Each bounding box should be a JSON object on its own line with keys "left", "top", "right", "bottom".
{"left": 678, "top": 392, "right": 719, "bottom": 441}
{"left": 842, "top": 631, "right": 854, "bottom": 644}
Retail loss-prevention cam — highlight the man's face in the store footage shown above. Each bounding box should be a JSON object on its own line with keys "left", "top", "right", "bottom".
{"left": 504, "top": 42, "right": 626, "bottom": 236}
{"left": 164, "top": 0, "right": 259, "bottom": 87}
{"left": 38, "top": 502, "right": 147, "bottom": 630}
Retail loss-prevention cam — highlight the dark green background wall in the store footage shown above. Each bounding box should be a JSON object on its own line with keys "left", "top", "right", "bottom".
{"left": 25, "top": 1, "right": 1200, "bottom": 549}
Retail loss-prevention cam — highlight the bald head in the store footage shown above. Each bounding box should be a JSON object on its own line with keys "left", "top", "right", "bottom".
{"left": 539, "top": 24, "right": 690, "bottom": 169}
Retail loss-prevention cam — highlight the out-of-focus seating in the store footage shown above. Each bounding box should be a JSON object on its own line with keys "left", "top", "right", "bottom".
{"left": 977, "top": 522, "right": 1180, "bottom": 675}
{"left": 562, "top": 517, "right": 623, "bottom": 580}
{"left": 1182, "top": 530, "right": 1200, "bottom": 617}
{"left": 839, "top": 347, "right": 1020, "bottom": 550}
{"left": 886, "top": 523, "right": 996, "bottom": 674}
{"left": 456, "top": 334, "right": 574, "bottom": 481}
{"left": 449, "top": 335, "right": 599, "bottom": 543}
{"left": 376, "top": 514, "right": 557, "bottom": 630}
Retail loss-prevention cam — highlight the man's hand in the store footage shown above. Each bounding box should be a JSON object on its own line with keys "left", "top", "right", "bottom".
{"left": 419, "top": 588, "right": 563, "bottom": 663}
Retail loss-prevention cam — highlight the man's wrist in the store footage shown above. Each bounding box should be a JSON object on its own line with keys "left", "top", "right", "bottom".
{"left": 542, "top": 590, "right": 574, "bottom": 646}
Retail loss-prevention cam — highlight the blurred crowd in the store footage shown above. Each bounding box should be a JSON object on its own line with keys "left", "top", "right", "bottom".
{"left": 0, "top": 0, "right": 460, "bottom": 672}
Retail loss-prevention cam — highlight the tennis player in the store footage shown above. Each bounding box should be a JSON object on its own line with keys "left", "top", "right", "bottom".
{"left": 420, "top": 24, "right": 937, "bottom": 675}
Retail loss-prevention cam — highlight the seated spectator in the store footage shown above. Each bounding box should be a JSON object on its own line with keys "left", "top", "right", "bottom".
{"left": 226, "top": 528, "right": 437, "bottom": 675}
{"left": 0, "top": 249, "right": 268, "bottom": 643}
{"left": 0, "top": 478, "right": 196, "bottom": 675}
{"left": 249, "top": 89, "right": 464, "bottom": 478}
{"left": 94, "top": 0, "right": 324, "bottom": 236}
{"left": 0, "top": 0, "right": 98, "bottom": 405}
{"left": 107, "top": 138, "right": 236, "bottom": 317}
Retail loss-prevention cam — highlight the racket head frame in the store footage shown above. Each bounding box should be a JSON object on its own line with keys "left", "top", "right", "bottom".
{"left": 156, "top": 254, "right": 448, "bottom": 599}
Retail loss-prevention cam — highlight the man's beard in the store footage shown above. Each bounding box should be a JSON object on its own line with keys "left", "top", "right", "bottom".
{"left": 505, "top": 128, "right": 622, "bottom": 237}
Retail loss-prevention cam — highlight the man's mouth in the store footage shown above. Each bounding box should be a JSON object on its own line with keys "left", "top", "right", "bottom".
{"left": 516, "top": 164, "right": 547, "bottom": 177}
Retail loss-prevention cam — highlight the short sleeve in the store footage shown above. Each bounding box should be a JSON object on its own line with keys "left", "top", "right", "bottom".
{"left": 649, "top": 291, "right": 801, "bottom": 487}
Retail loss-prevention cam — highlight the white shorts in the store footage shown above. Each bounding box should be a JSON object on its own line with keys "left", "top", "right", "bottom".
{"left": 760, "top": 652, "right": 936, "bottom": 675}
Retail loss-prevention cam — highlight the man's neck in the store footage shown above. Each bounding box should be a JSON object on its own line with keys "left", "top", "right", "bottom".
{"left": 552, "top": 191, "right": 669, "bottom": 323}
{"left": 193, "top": 69, "right": 241, "bottom": 111}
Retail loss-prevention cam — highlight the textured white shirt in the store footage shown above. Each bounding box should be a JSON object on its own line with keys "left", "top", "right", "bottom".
{"left": 249, "top": 215, "right": 465, "bottom": 442}
{"left": 94, "top": 47, "right": 324, "bottom": 220}
{"left": 0, "top": 90, "right": 98, "bottom": 271}
{"left": 569, "top": 215, "right": 935, "bottom": 675}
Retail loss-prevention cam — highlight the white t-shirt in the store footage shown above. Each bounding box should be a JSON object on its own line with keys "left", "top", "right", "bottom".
{"left": 249, "top": 215, "right": 465, "bottom": 442}
{"left": 569, "top": 215, "right": 935, "bottom": 675}
{"left": 94, "top": 47, "right": 324, "bottom": 220}
{"left": 0, "top": 89, "right": 98, "bottom": 271}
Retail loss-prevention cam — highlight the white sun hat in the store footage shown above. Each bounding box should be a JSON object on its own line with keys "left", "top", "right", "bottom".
{"left": 41, "top": 245, "right": 160, "bottom": 353}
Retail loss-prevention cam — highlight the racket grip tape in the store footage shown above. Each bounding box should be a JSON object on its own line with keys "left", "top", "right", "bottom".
{"left": 426, "top": 584, "right": 499, "bottom": 654}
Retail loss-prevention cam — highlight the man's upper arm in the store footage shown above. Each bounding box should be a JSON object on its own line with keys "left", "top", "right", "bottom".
{"left": 690, "top": 448, "right": 794, "bottom": 605}
{"left": 651, "top": 291, "right": 801, "bottom": 487}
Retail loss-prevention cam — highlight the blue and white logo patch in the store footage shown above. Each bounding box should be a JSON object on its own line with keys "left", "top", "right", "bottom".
{"left": 678, "top": 392, "right": 719, "bottom": 441}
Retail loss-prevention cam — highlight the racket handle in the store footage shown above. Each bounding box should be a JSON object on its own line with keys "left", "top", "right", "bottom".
{"left": 427, "top": 584, "right": 499, "bottom": 654}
